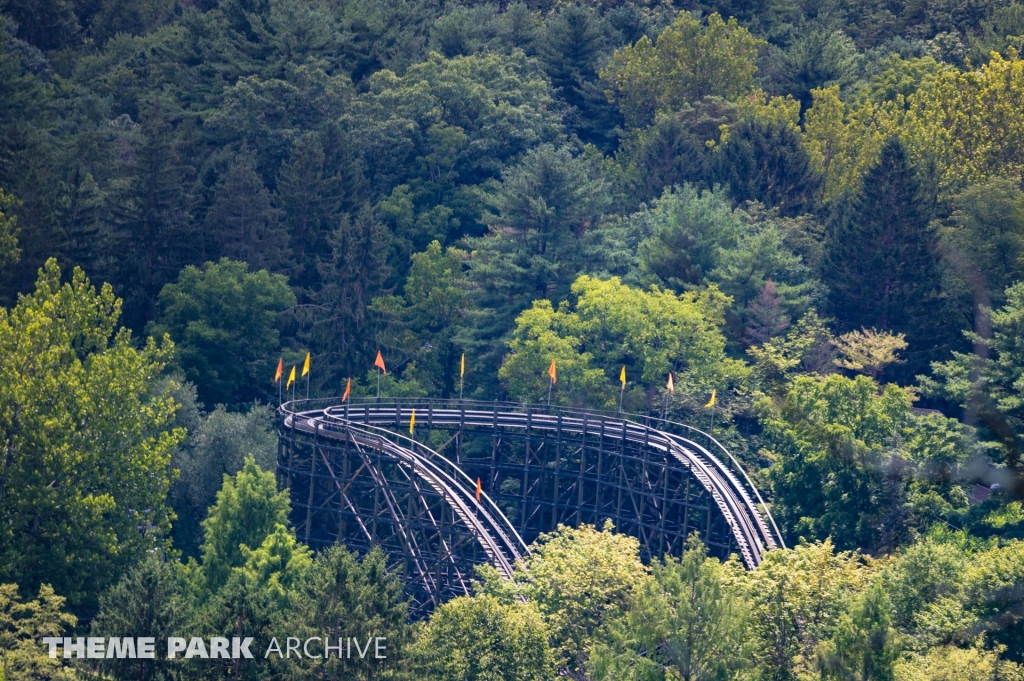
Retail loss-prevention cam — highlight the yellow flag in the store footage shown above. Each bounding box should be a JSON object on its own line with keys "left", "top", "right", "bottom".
{"left": 274, "top": 357, "right": 283, "bottom": 382}
{"left": 409, "top": 409, "right": 416, "bottom": 435}
{"left": 620, "top": 365, "right": 626, "bottom": 387}
{"left": 705, "top": 389, "right": 716, "bottom": 408}
{"left": 667, "top": 373, "right": 674, "bottom": 393}
{"left": 302, "top": 351, "right": 310, "bottom": 377}
{"left": 287, "top": 365, "right": 296, "bottom": 389}
{"left": 341, "top": 377, "right": 351, "bottom": 402}
{"left": 548, "top": 358, "right": 557, "bottom": 384}
{"left": 460, "top": 353, "right": 465, "bottom": 378}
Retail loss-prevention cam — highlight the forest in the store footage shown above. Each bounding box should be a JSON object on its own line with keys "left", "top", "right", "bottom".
{"left": 2, "top": 0, "right": 1024, "bottom": 677}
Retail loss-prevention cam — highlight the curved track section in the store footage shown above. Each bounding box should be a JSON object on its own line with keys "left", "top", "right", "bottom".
{"left": 278, "top": 398, "right": 781, "bottom": 616}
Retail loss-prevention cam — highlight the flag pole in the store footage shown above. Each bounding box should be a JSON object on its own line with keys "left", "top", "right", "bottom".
{"left": 377, "top": 368, "right": 381, "bottom": 400}
{"left": 459, "top": 352, "right": 465, "bottom": 401}
{"left": 661, "top": 373, "right": 674, "bottom": 421}
{"left": 306, "top": 371, "right": 310, "bottom": 400}
{"left": 278, "top": 376, "right": 282, "bottom": 406}
{"left": 618, "top": 366, "right": 626, "bottom": 413}
{"left": 547, "top": 359, "right": 556, "bottom": 406}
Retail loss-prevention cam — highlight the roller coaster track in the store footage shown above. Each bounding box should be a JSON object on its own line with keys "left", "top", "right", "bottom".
{"left": 279, "top": 398, "right": 783, "bottom": 615}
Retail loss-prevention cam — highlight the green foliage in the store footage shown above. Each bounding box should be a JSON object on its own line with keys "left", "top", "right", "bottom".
{"left": 90, "top": 555, "right": 186, "bottom": 681}
{"left": 0, "top": 189, "right": 19, "bottom": 270}
{"left": 746, "top": 539, "right": 877, "bottom": 680}
{"left": 205, "top": 148, "right": 288, "bottom": 275}
{"left": 412, "top": 595, "right": 554, "bottom": 681}
{"left": 921, "top": 281, "right": 1024, "bottom": 484}
{"left": 0, "top": 259, "right": 183, "bottom": 611}
{"left": 276, "top": 131, "right": 348, "bottom": 297}
{"left": 4, "top": 0, "right": 1024, "bottom": 670}
{"left": 0, "top": 584, "right": 77, "bottom": 680}
{"left": 762, "top": 373, "right": 972, "bottom": 552}
{"left": 464, "top": 144, "right": 610, "bottom": 387}
{"left": 288, "top": 546, "right": 410, "bottom": 681}
{"left": 306, "top": 205, "right": 392, "bottom": 386}
{"left": 170, "top": 401, "right": 279, "bottom": 558}
{"left": 709, "top": 117, "right": 822, "bottom": 216}
{"left": 635, "top": 184, "right": 747, "bottom": 290}
{"left": 374, "top": 240, "right": 469, "bottom": 397}
{"left": 602, "top": 12, "right": 766, "bottom": 127}
{"left": 148, "top": 259, "right": 296, "bottom": 407}
{"left": 765, "top": 25, "right": 861, "bottom": 114}
{"left": 591, "top": 537, "right": 750, "bottom": 681}
{"left": 483, "top": 522, "right": 647, "bottom": 676}
{"left": 102, "top": 100, "right": 197, "bottom": 330}
{"left": 823, "top": 138, "right": 947, "bottom": 378}
{"left": 631, "top": 184, "right": 818, "bottom": 339}
{"left": 938, "top": 177, "right": 1024, "bottom": 309}
{"left": 817, "top": 580, "right": 899, "bottom": 681}
{"left": 500, "top": 275, "right": 746, "bottom": 408}
{"left": 895, "top": 643, "right": 1024, "bottom": 681}
{"left": 345, "top": 49, "right": 564, "bottom": 233}
{"left": 198, "top": 457, "right": 292, "bottom": 593}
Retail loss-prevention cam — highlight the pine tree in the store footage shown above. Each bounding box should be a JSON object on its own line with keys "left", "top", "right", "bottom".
{"left": 709, "top": 117, "right": 821, "bottom": 216}
{"left": 310, "top": 204, "right": 392, "bottom": 384}
{"left": 103, "top": 100, "right": 196, "bottom": 329}
{"left": 206, "top": 146, "right": 288, "bottom": 274}
{"left": 462, "top": 145, "right": 609, "bottom": 392}
{"left": 91, "top": 556, "right": 186, "bottom": 681}
{"left": 747, "top": 279, "right": 791, "bottom": 345}
{"left": 276, "top": 131, "right": 342, "bottom": 298}
{"left": 822, "top": 138, "right": 947, "bottom": 377}
{"left": 540, "top": 6, "right": 621, "bottom": 150}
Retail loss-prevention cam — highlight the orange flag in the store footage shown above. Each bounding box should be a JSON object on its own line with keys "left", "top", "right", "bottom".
{"left": 548, "top": 358, "right": 557, "bottom": 385}
{"left": 274, "top": 357, "right": 283, "bottom": 382}
{"left": 475, "top": 478, "right": 482, "bottom": 502}
{"left": 667, "top": 373, "right": 674, "bottom": 393}
{"left": 374, "top": 350, "right": 387, "bottom": 374}
{"left": 342, "top": 377, "right": 351, "bottom": 402}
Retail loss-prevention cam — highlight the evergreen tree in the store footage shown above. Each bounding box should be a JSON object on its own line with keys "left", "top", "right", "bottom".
{"left": 205, "top": 147, "right": 288, "bottom": 274}
{"left": 288, "top": 546, "right": 411, "bottom": 681}
{"left": 624, "top": 112, "right": 708, "bottom": 205}
{"left": 104, "top": 101, "right": 196, "bottom": 330}
{"left": 635, "top": 183, "right": 746, "bottom": 290}
{"left": 310, "top": 204, "right": 392, "bottom": 384}
{"left": 199, "top": 457, "right": 292, "bottom": 593}
{"left": 276, "top": 131, "right": 343, "bottom": 298}
{"left": 91, "top": 555, "right": 186, "bottom": 681}
{"left": 822, "top": 139, "right": 947, "bottom": 377}
{"left": 539, "top": 5, "right": 621, "bottom": 151}
{"left": 764, "top": 26, "right": 861, "bottom": 115}
{"left": 1, "top": 0, "right": 79, "bottom": 50}
{"left": 709, "top": 117, "right": 821, "bottom": 216}
{"left": 747, "top": 279, "right": 791, "bottom": 345}
{"left": 462, "top": 145, "right": 609, "bottom": 392}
